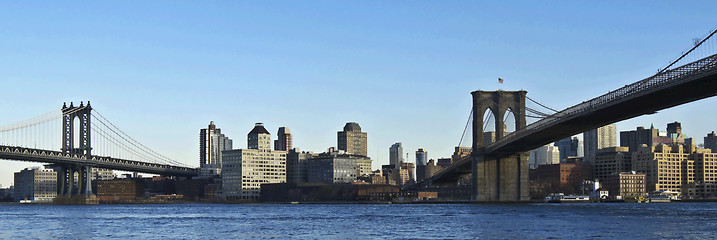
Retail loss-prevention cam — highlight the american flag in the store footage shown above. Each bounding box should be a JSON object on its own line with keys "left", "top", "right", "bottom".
{"left": 498, "top": 77, "right": 504, "bottom": 84}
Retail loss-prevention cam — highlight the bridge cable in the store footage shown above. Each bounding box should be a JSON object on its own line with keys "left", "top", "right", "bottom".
{"left": 458, "top": 108, "right": 473, "bottom": 148}
{"left": 91, "top": 113, "right": 185, "bottom": 166}
{"left": 526, "top": 96, "right": 559, "bottom": 113}
{"left": 659, "top": 27, "right": 717, "bottom": 74}
{"left": 93, "top": 110, "right": 189, "bottom": 167}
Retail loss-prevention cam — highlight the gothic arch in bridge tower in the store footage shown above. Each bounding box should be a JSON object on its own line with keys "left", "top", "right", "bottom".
{"left": 471, "top": 90, "right": 527, "bottom": 149}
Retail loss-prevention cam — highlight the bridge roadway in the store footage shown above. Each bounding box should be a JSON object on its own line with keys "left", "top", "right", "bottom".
{"left": 424, "top": 53, "right": 717, "bottom": 185}
{"left": 0, "top": 145, "right": 198, "bottom": 177}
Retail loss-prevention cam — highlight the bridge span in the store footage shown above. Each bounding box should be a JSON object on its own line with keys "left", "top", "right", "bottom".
{"left": 419, "top": 52, "right": 717, "bottom": 201}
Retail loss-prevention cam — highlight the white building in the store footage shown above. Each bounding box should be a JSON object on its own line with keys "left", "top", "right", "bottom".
{"left": 583, "top": 124, "right": 617, "bottom": 163}
{"left": 529, "top": 144, "right": 560, "bottom": 169}
{"left": 221, "top": 123, "right": 286, "bottom": 200}
{"left": 199, "top": 121, "right": 233, "bottom": 177}
{"left": 13, "top": 167, "right": 57, "bottom": 202}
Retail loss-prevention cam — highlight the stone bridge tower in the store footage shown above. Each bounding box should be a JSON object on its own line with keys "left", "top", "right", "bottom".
{"left": 471, "top": 90, "right": 530, "bottom": 201}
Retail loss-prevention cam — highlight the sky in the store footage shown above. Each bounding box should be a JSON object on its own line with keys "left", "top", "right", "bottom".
{"left": 1, "top": 1, "right": 717, "bottom": 187}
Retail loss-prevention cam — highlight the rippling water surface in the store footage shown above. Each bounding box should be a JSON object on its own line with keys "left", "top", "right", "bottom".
{"left": 1, "top": 202, "right": 716, "bottom": 239}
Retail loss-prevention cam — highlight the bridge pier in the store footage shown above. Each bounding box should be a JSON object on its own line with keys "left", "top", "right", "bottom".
{"left": 472, "top": 154, "right": 529, "bottom": 201}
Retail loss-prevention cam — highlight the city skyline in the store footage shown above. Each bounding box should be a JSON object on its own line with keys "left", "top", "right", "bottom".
{"left": 2, "top": 2, "right": 717, "bottom": 187}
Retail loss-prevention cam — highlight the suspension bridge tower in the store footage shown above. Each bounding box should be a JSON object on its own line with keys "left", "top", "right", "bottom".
{"left": 471, "top": 90, "right": 530, "bottom": 201}
{"left": 54, "top": 101, "right": 98, "bottom": 204}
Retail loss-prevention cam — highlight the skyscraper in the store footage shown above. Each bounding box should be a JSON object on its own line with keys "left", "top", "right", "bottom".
{"left": 274, "top": 127, "right": 292, "bottom": 151}
{"left": 554, "top": 137, "right": 582, "bottom": 161}
{"left": 705, "top": 131, "right": 717, "bottom": 152}
{"left": 415, "top": 148, "right": 428, "bottom": 181}
{"left": 389, "top": 142, "right": 404, "bottom": 169}
{"left": 248, "top": 123, "right": 271, "bottom": 150}
{"left": 199, "top": 121, "right": 233, "bottom": 177}
{"left": 528, "top": 144, "right": 560, "bottom": 169}
{"left": 337, "top": 122, "right": 368, "bottom": 156}
{"left": 620, "top": 125, "right": 659, "bottom": 152}
{"left": 583, "top": 124, "right": 617, "bottom": 162}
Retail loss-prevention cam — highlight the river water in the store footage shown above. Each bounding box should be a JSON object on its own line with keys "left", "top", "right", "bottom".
{"left": 1, "top": 203, "right": 715, "bottom": 239}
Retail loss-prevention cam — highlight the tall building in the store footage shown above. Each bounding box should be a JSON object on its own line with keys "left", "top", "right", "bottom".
{"left": 337, "top": 122, "right": 367, "bottom": 156}
{"left": 13, "top": 167, "right": 56, "bottom": 202}
{"left": 248, "top": 123, "right": 271, "bottom": 150}
{"left": 199, "top": 121, "right": 233, "bottom": 177}
{"left": 400, "top": 162, "right": 415, "bottom": 185}
{"left": 620, "top": 126, "right": 659, "bottom": 152}
{"left": 274, "top": 127, "right": 292, "bottom": 151}
{"left": 389, "top": 142, "right": 404, "bottom": 169}
{"left": 415, "top": 148, "right": 428, "bottom": 182}
{"left": 529, "top": 144, "right": 560, "bottom": 169}
{"left": 692, "top": 150, "right": 717, "bottom": 198}
{"left": 554, "top": 137, "right": 583, "bottom": 161}
{"left": 583, "top": 124, "right": 617, "bottom": 162}
{"left": 704, "top": 131, "right": 717, "bottom": 152}
{"left": 633, "top": 144, "right": 693, "bottom": 194}
{"left": 593, "top": 147, "right": 632, "bottom": 182}
{"left": 666, "top": 121, "right": 686, "bottom": 144}
{"left": 221, "top": 123, "right": 287, "bottom": 201}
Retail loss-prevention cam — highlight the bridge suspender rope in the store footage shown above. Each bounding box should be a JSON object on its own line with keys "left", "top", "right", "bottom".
{"left": 659, "top": 27, "right": 717, "bottom": 74}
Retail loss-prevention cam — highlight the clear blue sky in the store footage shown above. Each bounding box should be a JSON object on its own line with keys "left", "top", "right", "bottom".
{"left": 1, "top": 1, "right": 716, "bottom": 187}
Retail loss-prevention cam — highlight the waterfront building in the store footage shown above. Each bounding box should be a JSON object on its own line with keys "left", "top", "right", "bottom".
{"left": 593, "top": 147, "right": 632, "bottom": 182}
{"left": 337, "top": 122, "right": 367, "bottom": 156}
{"left": 554, "top": 137, "right": 583, "bottom": 161}
{"left": 632, "top": 144, "right": 694, "bottom": 194}
{"left": 601, "top": 172, "right": 646, "bottom": 198}
{"left": 583, "top": 124, "right": 617, "bottom": 163}
{"left": 307, "top": 152, "right": 369, "bottom": 183}
{"left": 286, "top": 149, "right": 315, "bottom": 184}
{"left": 13, "top": 167, "right": 56, "bottom": 202}
{"left": 389, "top": 142, "right": 404, "bottom": 169}
{"left": 704, "top": 131, "right": 717, "bottom": 152}
{"left": 530, "top": 161, "right": 593, "bottom": 195}
{"left": 415, "top": 148, "right": 428, "bottom": 181}
{"left": 356, "top": 157, "right": 373, "bottom": 177}
{"left": 274, "top": 127, "right": 292, "bottom": 151}
{"left": 199, "top": 121, "right": 233, "bottom": 177}
{"left": 221, "top": 123, "right": 287, "bottom": 200}
{"left": 529, "top": 144, "right": 560, "bottom": 169}
{"left": 691, "top": 150, "right": 717, "bottom": 198}
{"left": 96, "top": 178, "right": 144, "bottom": 203}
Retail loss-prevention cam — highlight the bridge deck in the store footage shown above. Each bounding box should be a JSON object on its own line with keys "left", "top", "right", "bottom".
{"left": 0, "top": 145, "right": 197, "bottom": 177}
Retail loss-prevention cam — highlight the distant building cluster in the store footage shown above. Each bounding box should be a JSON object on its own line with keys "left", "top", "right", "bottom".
{"left": 530, "top": 121, "right": 717, "bottom": 200}
{"left": 6, "top": 117, "right": 717, "bottom": 203}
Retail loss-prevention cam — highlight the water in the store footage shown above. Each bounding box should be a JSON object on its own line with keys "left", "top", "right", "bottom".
{"left": 1, "top": 203, "right": 715, "bottom": 239}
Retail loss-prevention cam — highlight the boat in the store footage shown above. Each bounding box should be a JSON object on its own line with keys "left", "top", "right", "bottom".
{"left": 545, "top": 193, "right": 591, "bottom": 203}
